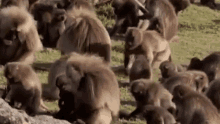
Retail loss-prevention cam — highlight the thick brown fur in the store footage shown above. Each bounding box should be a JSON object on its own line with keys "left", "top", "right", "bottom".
{"left": 57, "top": 8, "right": 112, "bottom": 63}
{"left": 128, "top": 79, "right": 176, "bottom": 119}
{"left": 144, "top": 0, "right": 178, "bottom": 42}
{"left": 205, "top": 78, "right": 220, "bottom": 112}
{"left": 162, "top": 70, "right": 209, "bottom": 93}
{"left": 55, "top": 52, "right": 120, "bottom": 123}
{"left": 124, "top": 27, "right": 171, "bottom": 71}
{"left": 143, "top": 105, "right": 177, "bottom": 124}
{"left": 3, "top": 62, "right": 48, "bottom": 116}
{"left": 1, "top": 0, "right": 29, "bottom": 9}
{"left": 110, "top": 0, "right": 149, "bottom": 36}
{"left": 188, "top": 52, "right": 220, "bottom": 82}
{"left": 129, "top": 54, "right": 153, "bottom": 82}
{"left": 0, "top": 6, "right": 43, "bottom": 65}
{"left": 172, "top": 85, "right": 220, "bottom": 124}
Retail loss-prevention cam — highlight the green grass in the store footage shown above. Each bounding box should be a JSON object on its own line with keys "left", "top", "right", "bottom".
{"left": 1, "top": 3, "right": 220, "bottom": 124}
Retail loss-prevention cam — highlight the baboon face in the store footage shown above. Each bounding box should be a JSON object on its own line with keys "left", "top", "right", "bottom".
{"left": 131, "top": 82, "right": 149, "bottom": 103}
{"left": 188, "top": 57, "right": 202, "bottom": 70}
{"left": 4, "top": 63, "right": 22, "bottom": 83}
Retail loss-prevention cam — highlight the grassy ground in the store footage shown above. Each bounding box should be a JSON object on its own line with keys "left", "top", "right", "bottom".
{"left": 1, "top": 2, "right": 220, "bottom": 124}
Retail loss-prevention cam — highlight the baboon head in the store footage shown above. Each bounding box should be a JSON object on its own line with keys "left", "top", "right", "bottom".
{"left": 188, "top": 57, "right": 202, "bottom": 70}
{"left": 125, "top": 28, "right": 143, "bottom": 50}
{"left": 159, "top": 61, "right": 177, "bottom": 78}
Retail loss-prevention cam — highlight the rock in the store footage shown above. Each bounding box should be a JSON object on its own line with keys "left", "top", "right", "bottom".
{"left": 0, "top": 98, "right": 71, "bottom": 124}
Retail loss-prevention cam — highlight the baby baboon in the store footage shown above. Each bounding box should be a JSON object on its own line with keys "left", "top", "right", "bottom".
{"left": 128, "top": 79, "right": 176, "bottom": 119}
{"left": 143, "top": 105, "right": 177, "bottom": 124}
{"left": 124, "top": 27, "right": 171, "bottom": 71}
{"left": 1, "top": 0, "right": 29, "bottom": 9}
{"left": 55, "top": 52, "right": 120, "bottom": 124}
{"left": 169, "top": 0, "right": 191, "bottom": 15}
{"left": 31, "top": 3, "right": 66, "bottom": 48}
{"left": 188, "top": 52, "right": 220, "bottom": 82}
{"left": 205, "top": 78, "right": 220, "bottom": 112}
{"left": 172, "top": 85, "right": 220, "bottom": 124}
{"left": 0, "top": 6, "right": 43, "bottom": 65}
{"left": 163, "top": 70, "right": 209, "bottom": 93}
{"left": 56, "top": 8, "right": 112, "bottom": 63}
{"left": 129, "top": 54, "right": 153, "bottom": 82}
{"left": 143, "top": 0, "right": 178, "bottom": 42}
{"left": 110, "top": 0, "right": 150, "bottom": 36}
{"left": 3, "top": 62, "right": 48, "bottom": 116}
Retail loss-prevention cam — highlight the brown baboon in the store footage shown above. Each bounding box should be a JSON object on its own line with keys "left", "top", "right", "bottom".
{"left": 162, "top": 70, "right": 209, "bottom": 93}
{"left": 0, "top": 6, "right": 43, "bottom": 65}
{"left": 143, "top": 0, "right": 178, "bottom": 42}
{"left": 188, "top": 52, "right": 220, "bottom": 82}
{"left": 110, "top": 0, "right": 150, "bottom": 36}
{"left": 3, "top": 62, "right": 48, "bottom": 116}
{"left": 169, "top": 0, "right": 191, "bottom": 15}
{"left": 124, "top": 27, "right": 171, "bottom": 71}
{"left": 127, "top": 79, "right": 176, "bottom": 119}
{"left": 56, "top": 8, "right": 112, "bottom": 63}
{"left": 1, "top": 0, "right": 29, "bottom": 9}
{"left": 205, "top": 78, "right": 220, "bottom": 112}
{"left": 172, "top": 85, "right": 220, "bottom": 124}
{"left": 129, "top": 54, "right": 153, "bottom": 82}
{"left": 55, "top": 52, "right": 120, "bottom": 124}
{"left": 143, "top": 105, "right": 177, "bottom": 124}
{"left": 31, "top": 3, "right": 67, "bottom": 48}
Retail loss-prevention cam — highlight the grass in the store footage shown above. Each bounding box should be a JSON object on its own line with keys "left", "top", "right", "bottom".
{"left": 1, "top": 3, "right": 220, "bottom": 124}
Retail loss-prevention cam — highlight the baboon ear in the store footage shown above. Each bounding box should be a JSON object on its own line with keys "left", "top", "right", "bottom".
{"left": 132, "top": 28, "right": 143, "bottom": 45}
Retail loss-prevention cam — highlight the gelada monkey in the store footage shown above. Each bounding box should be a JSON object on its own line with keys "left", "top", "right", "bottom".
{"left": 56, "top": 7, "right": 111, "bottom": 63}
{"left": 55, "top": 52, "right": 120, "bottom": 124}
{"left": 0, "top": 6, "right": 43, "bottom": 65}
{"left": 3, "top": 62, "right": 48, "bottom": 116}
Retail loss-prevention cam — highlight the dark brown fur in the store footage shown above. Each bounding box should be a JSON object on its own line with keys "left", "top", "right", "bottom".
{"left": 172, "top": 85, "right": 220, "bottom": 124}
{"left": 55, "top": 52, "right": 120, "bottom": 123}
{"left": 188, "top": 52, "right": 220, "bottom": 82}
{"left": 57, "top": 8, "right": 112, "bottom": 63}
{"left": 128, "top": 79, "right": 176, "bottom": 119}
{"left": 0, "top": 6, "right": 43, "bottom": 65}
{"left": 124, "top": 27, "right": 171, "bottom": 71}
{"left": 205, "top": 78, "right": 220, "bottom": 112}
{"left": 3, "top": 62, "right": 47, "bottom": 116}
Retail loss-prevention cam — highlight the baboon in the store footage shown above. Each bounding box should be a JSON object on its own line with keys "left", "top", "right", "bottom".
{"left": 110, "top": 0, "right": 150, "bottom": 36}
{"left": 205, "top": 78, "right": 220, "bottom": 112}
{"left": 143, "top": 0, "right": 178, "bottom": 42}
{"left": 201, "top": 0, "right": 217, "bottom": 9}
{"left": 169, "top": 0, "right": 191, "bottom": 15}
{"left": 143, "top": 105, "right": 177, "bottom": 124}
{"left": 172, "top": 85, "right": 220, "bottom": 124}
{"left": 3, "top": 62, "right": 48, "bottom": 116}
{"left": 124, "top": 27, "right": 171, "bottom": 71}
{"left": 1, "top": 0, "right": 29, "bottom": 9}
{"left": 159, "top": 61, "right": 186, "bottom": 83}
{"left": 162, "top": 70, "right": 209, "bottom": 93}
{"left": 0, "top": 6, "right": 43, "bottom": 65}
{"left": 188, "top": 52, "right": 220, "bottom": 82}
{"left": 55, "top": 52, "right": 120, "bottom": 123}
{"left": 129, "top": 54, "right": 153, "bottom": 82}
{"left": 31, "top": 3, "right": 67, "bottom": 48}
{"left": 56, "top": 8, "right": 112, "bottom": 63}
{"left": 128, "top": 79, "right": 176, "bottom": 119}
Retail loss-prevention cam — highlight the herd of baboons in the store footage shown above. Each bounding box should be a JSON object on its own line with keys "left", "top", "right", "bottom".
{"left": 0, "top": 0, "right": 219, "bottom": 124}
